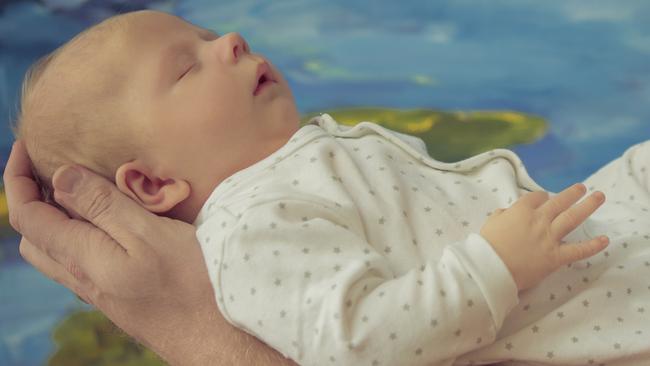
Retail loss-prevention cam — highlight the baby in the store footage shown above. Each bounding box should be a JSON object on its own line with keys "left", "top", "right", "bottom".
{"left": 14, "top": 9, "right": 301, "bottom": 224}
{"left": 13, "top": 10, "right": 650, "bottom": 366}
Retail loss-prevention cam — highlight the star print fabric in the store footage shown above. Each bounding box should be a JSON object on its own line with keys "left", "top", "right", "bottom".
{"left": 194, "top": 114, "right": 650, "bottom": 366}
{"left": 458, "top": 140, "right": 650, "bottom": 366}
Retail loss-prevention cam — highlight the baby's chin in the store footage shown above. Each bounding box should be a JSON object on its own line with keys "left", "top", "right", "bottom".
{"left": 260, "top": 94, "right": 300, "bottom": 130}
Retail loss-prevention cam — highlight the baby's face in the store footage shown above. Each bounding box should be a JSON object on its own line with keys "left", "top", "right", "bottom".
{"left": 112, "top": 10, "right": 300, "bottom": 199}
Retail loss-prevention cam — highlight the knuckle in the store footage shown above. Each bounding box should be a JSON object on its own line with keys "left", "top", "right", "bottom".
{"left": 573, "top": 245, "right": 586, "bottom": 260}
{"left": 130, "top": 217, "right": 158, "bottom": 248}
{"left": 73, "top": 290, "right": 90, "bottom": 305}
{"left": 547, "top": 197, "right": 561, "bottom": 212}
{"left": 85, "top": 285, "right": 104, "bottom": 307}
{"left": 533, "top": 211, "right": 547, "bottom": 226}
{"left": 8, "top": 209, "right": 21, "bottom": 233}
{"left": 40, "top": 230, "right": 59, "bottom": 260}
{"left": 571, "top": 243, "right": 595, "bottom": 263}
{"left": 64, "top": 255, "right": 87, "bottom": 283}
{"left": 557, "top": 250, "right": 574, "bottom": 267}
{"left": 18, "top": 241, "right": 29, "bottom": 261}
{"left": 540, "top": 205, "right": 558, "bottom": 223}
{"left": 562, "top": 210, "right": 580, "bottom": 228}
{"left": 528, "top": 190, "right": 548, "bottom": 203}
{"left": 75, "top": 221, "right": 97, "bottom": 248}
{"left": 85, "top": 185, "right": 114, "bottom": 223}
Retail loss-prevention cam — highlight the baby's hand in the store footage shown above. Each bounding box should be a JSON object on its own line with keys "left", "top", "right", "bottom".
{"left": 480, "top": 183, "right": 608, "bottom": 291}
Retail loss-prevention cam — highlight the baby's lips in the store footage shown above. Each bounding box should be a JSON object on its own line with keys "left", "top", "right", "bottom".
{"left": 253, "top": 61, "right": 275, "bottom": 95}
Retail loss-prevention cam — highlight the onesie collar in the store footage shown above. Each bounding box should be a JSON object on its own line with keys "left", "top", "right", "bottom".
{"left": 193, "top": 114, "right": 332, "bottom": 225}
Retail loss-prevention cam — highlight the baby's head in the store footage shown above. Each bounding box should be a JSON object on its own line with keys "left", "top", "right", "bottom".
{"left": 13, "top": 10, "right": 300, "bottom": 223}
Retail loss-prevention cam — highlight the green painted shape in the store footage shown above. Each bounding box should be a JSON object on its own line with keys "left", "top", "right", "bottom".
{"left": 301, "top": 107, "right": 547, "bottom": 162}
{"left": 49, "top": 310, "right": 165, "bottom": 366}
{"left": 0, "top": 186, "right": 11, "bottom": 237}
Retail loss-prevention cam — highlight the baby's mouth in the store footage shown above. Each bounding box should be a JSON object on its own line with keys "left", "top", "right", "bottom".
{"left": 253, "top": 61, "right": 276, "bottom": 96}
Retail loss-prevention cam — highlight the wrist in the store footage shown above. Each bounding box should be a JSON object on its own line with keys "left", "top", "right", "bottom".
{"left": 147, "top": 304, "right": 224, "bottom": 366}
{"left": 145, "top": 302, "right": 294, "bottom": 366}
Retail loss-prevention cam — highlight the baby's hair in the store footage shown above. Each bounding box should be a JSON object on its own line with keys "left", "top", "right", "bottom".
{"left": 11, "top": 50, "right": 61, "bottom": 205}
{"left": 11, "top": 13, "right": 141, "bottom": 212}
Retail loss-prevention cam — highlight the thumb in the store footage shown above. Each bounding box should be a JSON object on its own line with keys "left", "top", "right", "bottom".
{"left": 52, "top": 164, "right": 156, "bottom": 252}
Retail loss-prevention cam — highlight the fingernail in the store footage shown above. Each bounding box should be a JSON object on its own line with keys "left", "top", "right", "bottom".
{"left": 599, "top": 236, "right": 609, "bottom": 244}
{"left": 593, "top": 191, "right": 605, "bottom": 202}
{"left": 54, "top": 166, "right": 82, "bottom": 194}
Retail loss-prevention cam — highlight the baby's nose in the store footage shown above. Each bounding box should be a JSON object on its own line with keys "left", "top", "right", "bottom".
{"left": 220, "top": 32, "right": 249, "bottom": 64}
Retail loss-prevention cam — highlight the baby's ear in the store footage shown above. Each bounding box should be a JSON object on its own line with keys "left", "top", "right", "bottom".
{"left": 115, "top": 160, "right": 190, "bottom": 213}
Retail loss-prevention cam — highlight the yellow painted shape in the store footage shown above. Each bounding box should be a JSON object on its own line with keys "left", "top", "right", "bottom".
{"left": 0, "top": 188, "right": 7, "bottom": 224}
{"left": 406, "top": 115, "right": 438, "bottom": 133}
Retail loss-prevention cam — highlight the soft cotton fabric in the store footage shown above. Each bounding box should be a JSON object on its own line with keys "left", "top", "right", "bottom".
{"left": 194, "top": 114, "right": 650, "bottom": 366}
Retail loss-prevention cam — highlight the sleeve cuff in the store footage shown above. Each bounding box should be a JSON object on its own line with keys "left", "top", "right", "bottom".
{"left": 449, "top": 233, "right": 520, "bottom": 331}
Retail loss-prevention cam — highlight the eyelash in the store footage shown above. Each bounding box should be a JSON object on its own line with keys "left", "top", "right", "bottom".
{"left": 178, "top": 64, "right": 193, "bottom": 80}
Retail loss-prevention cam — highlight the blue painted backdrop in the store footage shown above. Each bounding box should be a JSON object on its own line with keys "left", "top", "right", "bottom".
{"left": 1, "top": 0, "right": 649, "bottom": 364}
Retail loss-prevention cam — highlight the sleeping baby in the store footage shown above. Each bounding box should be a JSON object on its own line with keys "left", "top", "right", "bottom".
{"left": 13, "top": 9, "right": 650, "bottom": 366}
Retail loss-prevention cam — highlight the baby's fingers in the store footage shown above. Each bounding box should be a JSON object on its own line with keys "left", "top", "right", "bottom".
{"left": 551, "top": 190, "right": 605, "bottom": 240}
{"left": 557, "top": 236, "right": 609, "bottom": 266}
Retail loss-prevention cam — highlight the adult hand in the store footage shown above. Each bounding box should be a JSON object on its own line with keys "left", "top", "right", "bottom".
{"left": 3, "top": 140, "right": 296, "bottom": 366}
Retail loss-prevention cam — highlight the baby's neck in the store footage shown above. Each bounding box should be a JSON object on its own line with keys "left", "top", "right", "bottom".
{"left": 162, "top": 180, "right": 216, "bottom": 224}
{"left": 164, "top": 196, "right": 204, "bottom": 224}
{"left": 162, "top": 174, "right": 229, "bottom": 224}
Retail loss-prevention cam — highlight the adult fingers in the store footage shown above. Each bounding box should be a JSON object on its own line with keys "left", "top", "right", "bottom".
{"left": 556, "top": 236, "right": 609, "bottom": 266}
{"left": 512, "top": 190, "right": 549, "bottom": 210}
{"left": 18, "top": 237, "right": 90, "bottom": 300}
{"left": 51, "top": 164, "right": 158, "bottom": 254}
{"left": 3, "top": 141, "right": 127, "bottom": 281}
{"left": 550, "top": 190, "right": 606, "bottom": 240}
{"left": 3, "top": 141, "right": 95, "bottom": 264}
{"left": 23, "top": 212, "right": 125, "bottom": 289}
{"left": 3, "top": 141, "right": 43, "bottom": 232}
{"left": 540, "top": 183, "right": 587, "bottom": 220}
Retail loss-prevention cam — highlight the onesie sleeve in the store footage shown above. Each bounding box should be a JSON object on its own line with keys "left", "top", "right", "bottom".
{"left": 196, "top": 199, "right": 519, "bottom": 366}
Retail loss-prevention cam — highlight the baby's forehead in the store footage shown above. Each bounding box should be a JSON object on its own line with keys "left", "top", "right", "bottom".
{"left": 35, "top": 19, "right": 132, "bottom": 104}
{"left": 55, "top": 16, "right": 127, "bottom": 70}
{"left": 120, "top": 10, "right": 199, "bottom": 41}
{"left": 48, "top": 11, "right": 201, "bottom": 94}
{"left": 77, "top": 11, "right": 207, "bottom": 60}
{"left": 65, "top": 11, "right": 172, "bottom": 54}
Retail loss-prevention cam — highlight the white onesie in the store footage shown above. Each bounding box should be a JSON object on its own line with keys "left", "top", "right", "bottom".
{"left": 194, "top": 114, "right": 650, "bottom": 366}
